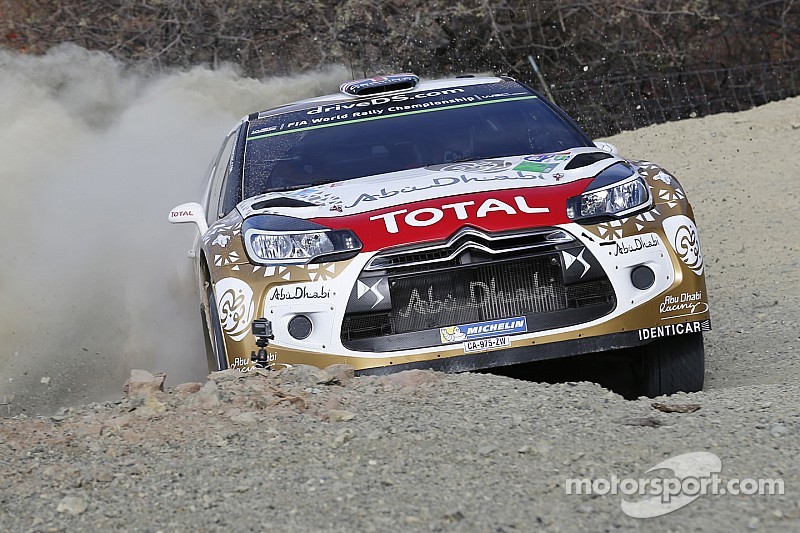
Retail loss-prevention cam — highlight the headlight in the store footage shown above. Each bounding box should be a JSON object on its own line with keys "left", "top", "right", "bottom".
{"left": 244, "top": 228, "right": 362, "bottom": 265}
{"left": 567, "top": 165, "right": 651, "bottom": 221}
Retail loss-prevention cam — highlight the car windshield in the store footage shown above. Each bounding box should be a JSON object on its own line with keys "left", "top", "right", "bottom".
{"left": 243, "top": 81, "right": 591, "bottom": 198}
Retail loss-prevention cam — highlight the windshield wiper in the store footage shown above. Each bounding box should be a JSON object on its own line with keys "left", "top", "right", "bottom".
{"left": 446, "top": 156, "right": 487, "bottom": 164}
{"left": 264, "top": 180, "right": 331, "bottom": 193}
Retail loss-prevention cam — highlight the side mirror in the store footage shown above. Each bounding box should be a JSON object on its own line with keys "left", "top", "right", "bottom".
{"left": 168, "top": 202, "right": 208, "bottom": 234}
{"left": 594, "top": 141, "right": 619, "bottom": 156}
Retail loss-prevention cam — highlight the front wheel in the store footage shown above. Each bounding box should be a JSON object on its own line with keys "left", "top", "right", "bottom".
{"left": 202, "top": 283, "right": 229, "bottom": 372}
{"left": 639, "top": 332, "right": 705, "bottom": 397}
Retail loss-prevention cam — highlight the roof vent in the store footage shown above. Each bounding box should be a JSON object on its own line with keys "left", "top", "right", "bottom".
{"left": 251, "top": 197, "right": 318, "bottom": 210}
{"left": 340, "top": 74, "right": 420, "bottom": 97}
{"left": 564, "top": 152, "right": 614, "bottom": 170}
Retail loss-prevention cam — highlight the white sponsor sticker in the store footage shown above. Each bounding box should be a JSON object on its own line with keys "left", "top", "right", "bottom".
{"left": 464, "top": 336, "right": 511, "bottom": 353}
{"left": 663, "top": 215, "right": 704, "bottom": 275}
{"left": 638, "top": 319, "right": 711, "bottom": 341}
{"left": 440, "top": 317, "right": 527, "bottom": 343}
{"left": 215, "top": 277, "right": 255, "bottom": 342}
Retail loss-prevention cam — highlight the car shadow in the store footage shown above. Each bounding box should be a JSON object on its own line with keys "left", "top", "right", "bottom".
{"left": 479, "top": 347, "right": 644, "bottom": 400}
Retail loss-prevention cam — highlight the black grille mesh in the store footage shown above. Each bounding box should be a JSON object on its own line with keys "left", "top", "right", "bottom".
{"left": 390, "top": 255, "right": 564, "bottom": 333}
{"left": 340, "top": 313, "right": 393, "bottom": 340}
{"left": 341, "top": 252, "right": 616, "bottom": 345}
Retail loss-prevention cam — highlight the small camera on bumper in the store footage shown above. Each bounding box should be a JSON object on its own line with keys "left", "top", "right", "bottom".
{"left": 251, "top": 318, "right": 275, "bottom": 369}
{"left": 252, "top": 318, "right": 273, "bottom": 340}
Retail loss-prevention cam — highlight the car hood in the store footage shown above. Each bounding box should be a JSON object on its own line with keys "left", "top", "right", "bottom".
{"left": 237, "top": 147, "right": 624, "bottom": 251}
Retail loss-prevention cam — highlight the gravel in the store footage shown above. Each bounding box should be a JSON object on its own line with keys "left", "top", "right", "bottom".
{"left": 1, "top": 368, "right": 798, "bottom": 531}
{"left": 1, "top": 95, "right": 799, "bottom": 531}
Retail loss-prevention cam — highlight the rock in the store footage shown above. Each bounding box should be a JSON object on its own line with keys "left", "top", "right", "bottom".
{"left": 318, "top": 364, "right": 355, "bottom": 386}
{"left": 136, "top": 395, "right": 167, "bottom": 417}
{"left": 40, "top": 376, "right": 51, "bottom": 385}
{"left": 380, "top": 369, "right": 440, "bottom": 390}
{"left": 322, "top": 397, "right": 343, "bottom": 411}
{"left": 621, "top": 417, "right": 663, "bottom": 427}
{"left": 103, "top": 414, "right": 134, "bottom": 429}
{"left": 56, "top": 496, "right": 88, "bottom": 515}
{"left": 173, "top": 382, "right": 202, "bottom": 395}
{"left": 329, "top": 428, "right": 354, "bottom": 449}
{"left": 652, "top": 402, "right": 701, "bottom": 413}
{"left": 770, "top": 424, "right": 789, "bottom": 437}
{"left": 283, "top": 365, "right": 326, "bottom": 388}
{"left": 326, "top": 409, "right": 355, "bottom": 422}
{"left": 93, "top": 469, "right": 114, "bottom": 483}
{"left": 190, "top": 381, "right": 221, "bottom": 409}
{"left": 444, "top": 510, "right": 465, "bottom": 522}
{"left": 120, "top": 430, "right": 144, "bottom": 444}
{"left": 208, "top": 369, "right": 244, "bottom": 383}
{"left": 231, "top": 412, "right": 258, "bottom": 425}
{"left": 72, "top": 422, "right": 103, "bottom": 437}
{"left": 478, "top": 445, "right": 496, "bottom": 456}
{"left": 123, "top": 369, "right": 166, "bottom": 398}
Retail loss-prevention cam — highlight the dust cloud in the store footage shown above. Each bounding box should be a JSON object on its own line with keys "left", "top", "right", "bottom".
{"left": 0, "top": 44, "right": 347, "bottom": 415}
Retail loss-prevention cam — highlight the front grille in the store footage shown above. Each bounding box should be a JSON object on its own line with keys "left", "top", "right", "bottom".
{"left": 341, "top": 313, "right": 393, "bottom": 339}
{"left": 364, "top": 227, "right": 573, "bottom": 272}
{"left": 341, "top": 250, "right": 617, "bottom": 351}
{"left": 390, "top": 255, "right": 564, "bottom": 333}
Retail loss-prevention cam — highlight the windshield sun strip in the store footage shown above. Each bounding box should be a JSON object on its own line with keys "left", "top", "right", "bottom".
{"left": 246, "top": 95, "right": 539, "bottom": 141}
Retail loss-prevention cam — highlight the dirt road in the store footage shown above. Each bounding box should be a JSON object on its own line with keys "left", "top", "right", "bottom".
{"left": 1, "top": 94, "right": 798, "bottom": 531}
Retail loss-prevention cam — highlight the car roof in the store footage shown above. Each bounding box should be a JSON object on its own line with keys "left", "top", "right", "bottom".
{"left": 252, "top": 75, "right": 510, "bottom": 120}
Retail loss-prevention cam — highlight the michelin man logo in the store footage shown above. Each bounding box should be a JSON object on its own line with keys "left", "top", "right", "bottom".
{"left": 440, "top": 326, "right": 467, "bottom": 343}
{"left": 663, "top": 215, "right": 704, "bottom": 276}
{"left": 215, "top": 278, "right": 255, "bottom": 341}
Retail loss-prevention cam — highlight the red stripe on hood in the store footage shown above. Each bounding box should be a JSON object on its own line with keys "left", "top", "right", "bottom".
{"left": 311, "top": 179, "right": 592, "bottom": 252}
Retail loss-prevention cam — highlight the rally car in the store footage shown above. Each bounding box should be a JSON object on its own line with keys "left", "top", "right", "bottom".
{"left": 169, "top": 74, "right": 710, "bottom": 396}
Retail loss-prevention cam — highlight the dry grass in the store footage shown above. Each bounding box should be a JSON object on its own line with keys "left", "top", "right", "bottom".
{"left": 1, "top": 0, "right": 797, "bottom": 82}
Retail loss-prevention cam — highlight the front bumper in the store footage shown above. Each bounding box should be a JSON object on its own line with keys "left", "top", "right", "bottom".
{"left": 205, "top": 163, "right": 710, "bottom": 374}
{"left": 355, "top": 324, "right": 710, "bottom": 375}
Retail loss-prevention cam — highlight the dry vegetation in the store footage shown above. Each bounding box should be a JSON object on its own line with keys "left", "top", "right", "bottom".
{"left": 2, "top": 0, "right": 798, "bottom": 82}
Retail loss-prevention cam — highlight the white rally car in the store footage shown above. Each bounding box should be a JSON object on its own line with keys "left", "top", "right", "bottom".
{"left": 170, "top": 74, "right": 710, "bottom": 396}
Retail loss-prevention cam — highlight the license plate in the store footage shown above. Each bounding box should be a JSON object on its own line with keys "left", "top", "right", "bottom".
{"left": 463, "top": 336, "right": 510, "bottom": 353}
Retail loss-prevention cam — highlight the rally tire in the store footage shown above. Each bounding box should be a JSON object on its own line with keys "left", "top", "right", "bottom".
{"left": 200, "top": 305, "right": 215, "bottom": 373}
{"left": 205, "top": 283, "right": 229, "bottom": 372}
{"left": 640, "top": 332, "right": 705, "bottom": 397}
